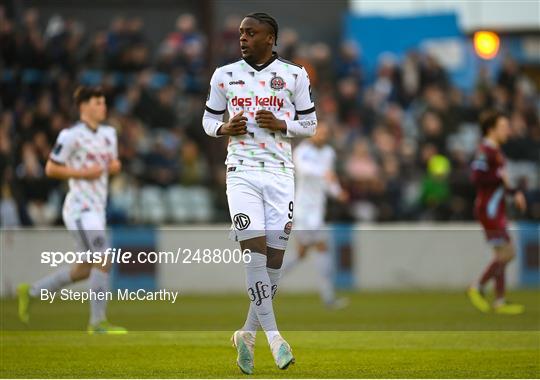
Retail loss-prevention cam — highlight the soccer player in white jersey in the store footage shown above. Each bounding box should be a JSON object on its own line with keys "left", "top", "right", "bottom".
{"left": 285, "top": 121, "right": 349, "bottom": 309}
{"left": 202, "top": 13, "right": 316, "bottom": 374}
{"left": 17, "top": 86, "right": 126, "bottom": 334}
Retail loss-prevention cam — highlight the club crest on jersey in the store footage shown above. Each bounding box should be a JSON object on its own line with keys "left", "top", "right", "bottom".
{"left": 270, "top": 76, "right": 285, "bottom": 90}
{"left": 284, "top": 221, "right": 292, "bottom": 235}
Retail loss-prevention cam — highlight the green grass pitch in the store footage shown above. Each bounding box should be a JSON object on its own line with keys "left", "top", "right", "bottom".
{"left": 1, "top": 290, "right": 539, "bottom": 378}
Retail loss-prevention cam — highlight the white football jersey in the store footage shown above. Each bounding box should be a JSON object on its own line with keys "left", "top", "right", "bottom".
{"left": 205, "top": 53, "right": 316, "bottom": 170}
{"left": 293, "top": 141, "right": 340, "bottom": 229}
{"left": 50, "top": 122, "right": 117, "bottom": 219}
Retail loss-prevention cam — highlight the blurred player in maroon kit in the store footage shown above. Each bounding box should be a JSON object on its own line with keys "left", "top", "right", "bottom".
{"left": 467, "top": 110, "right": 527, "bottom": 315}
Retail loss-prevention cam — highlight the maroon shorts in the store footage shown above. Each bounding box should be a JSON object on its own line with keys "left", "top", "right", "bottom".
{"left": 477, "top": 210, "right": 510, "bottom": 245}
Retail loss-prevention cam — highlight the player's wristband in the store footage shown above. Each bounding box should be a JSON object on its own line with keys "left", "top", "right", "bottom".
{"left": 285, "top": 119, "right": 317, "bottom": 138}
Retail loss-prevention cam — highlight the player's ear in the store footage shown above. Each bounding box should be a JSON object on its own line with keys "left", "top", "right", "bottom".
{"left": 267, "top": 33, "right": 274, "bottom": 47}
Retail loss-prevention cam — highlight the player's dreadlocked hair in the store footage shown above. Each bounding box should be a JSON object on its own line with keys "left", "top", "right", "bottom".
{"left": 245, "top": 12, "right": 279, "bottom": 46}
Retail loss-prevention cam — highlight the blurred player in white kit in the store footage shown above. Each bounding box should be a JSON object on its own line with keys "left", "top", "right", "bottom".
{"left": 17, "top": 86, "right": 126, "bottom": 334}
{"left": 284, "top": 121, "right": 349, "bottom": 308}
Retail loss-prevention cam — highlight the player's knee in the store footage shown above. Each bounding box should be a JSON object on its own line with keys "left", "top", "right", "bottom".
{"left": 240, "top": 237, "right": 267, "bottom": 256}
{"left": 266, "top": 247, "right": 285, "bottom": 269}
{"left": 71, "top": 264, "right": 92, "bottom": 281}
{"left": 496, "top": 244, "right": 515, "bottom": 263}
{"left": 503, "top": 249, "right": 516, "bottom": 263}
{"left": 315, "top": 242, "right": 328, "bottom": 252}
{"left": 266, "top": 255, "right": 283, "bottom": 269}
{"left": 94, "top": 262, "right": 111, "bottom": 273}
{"left": 297, "top": 244, "right": 309, "bottom": 259}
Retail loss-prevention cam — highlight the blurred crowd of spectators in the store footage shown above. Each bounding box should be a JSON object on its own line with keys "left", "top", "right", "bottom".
{"left": 1, "top": 7, "right": 539, "bottom": 226}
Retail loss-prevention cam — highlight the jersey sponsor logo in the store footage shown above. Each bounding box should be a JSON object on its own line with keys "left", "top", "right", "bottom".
{"left": 270, "top": 76, "right": 285, "bottom": 90}
{"left": 231, "top": 95, "right": 284, "bottom": 111}
{"left": 233, "top": 213, "right": 251, "bottom": 230}
{"left": 86, "top": 152, "right": 111, "bottom": 162}
{"left": 229, "top": 80, "right": 245, "bottom": 85}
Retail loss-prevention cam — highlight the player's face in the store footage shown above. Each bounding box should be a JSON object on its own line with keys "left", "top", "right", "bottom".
{"left": 494, "top": 117, "right": 510, "bottom": 144}
{"left": 239, "top": 17, "right": 273, "bottom": 63}
{"left": 81, "top": 96, "right": 107, "bottom": 123}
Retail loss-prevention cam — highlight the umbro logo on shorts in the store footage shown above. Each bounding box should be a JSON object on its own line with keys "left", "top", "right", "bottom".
{"left": 233, "top": 213, "right": 251, "bottom": 230}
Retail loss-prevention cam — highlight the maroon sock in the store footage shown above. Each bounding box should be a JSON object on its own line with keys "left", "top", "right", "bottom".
{"left": 494, "top": 262, "right": 507, "bottom": 300}
{"left": 479, "top": 260, "right": 504, "bottom": 287}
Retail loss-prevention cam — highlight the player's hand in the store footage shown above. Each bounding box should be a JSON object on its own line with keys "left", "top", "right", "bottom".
{"left": 499, "top": 168, "right": 510, "bottom": 187}
{"left": 218, "top": 111, "right": 248, "bottom": 136}
{"left": 255, "top": 110, "right": 286, "bottom": 132}
{"left": 514, "top": 191, "right": 527, "bottom": 212}
{"left": 108, "top": 159, "right": 121, "bottom": 175}
{"left": 338, "top": 190, "right": 349, "bottom": 203}
{"left": 80, "top": 164, "right": 103, "bottom": 180}
{"left": 324, "top": 171, "right": 335, "bottom": 183}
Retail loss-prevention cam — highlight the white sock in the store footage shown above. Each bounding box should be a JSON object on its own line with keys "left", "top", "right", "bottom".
{"left": 316, "top": 251, "right": 335, "bottom": 304}
{"left": 267, "top": 267, "right": 282, "bottom": 300}
{"left": 244, "top": 252, "right": 280, "bottom": 344}
{"left": 89, "top": 268, "right": 110, "bottom": 325}
{"left": 242, "top": 266, "right": 282, "bottom": 335}
{"left": 30, "top": 266, "right": 72, "bottom": 297}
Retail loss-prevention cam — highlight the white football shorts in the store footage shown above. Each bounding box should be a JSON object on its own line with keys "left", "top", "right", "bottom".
{"left": 292, "top": 203, "right": 328, "bottom": 246}
{"left": 63, "top": 210, "right": 109, "bottom": 253}
{"left": 226, "top": 168, "right": 294, "bottom": 250}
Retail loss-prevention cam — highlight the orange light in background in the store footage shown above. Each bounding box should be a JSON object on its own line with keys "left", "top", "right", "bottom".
{"left": 474, "top": 31, "right": 500, "bottom": 60}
